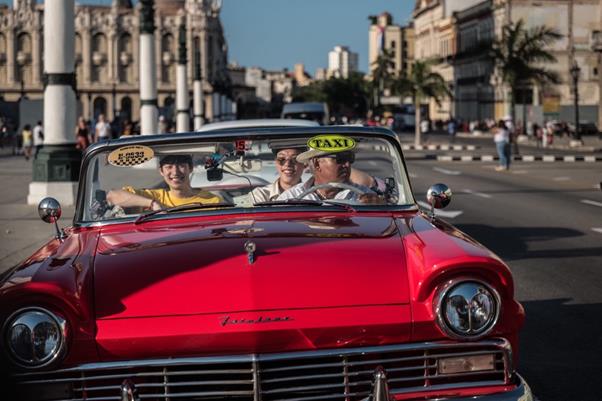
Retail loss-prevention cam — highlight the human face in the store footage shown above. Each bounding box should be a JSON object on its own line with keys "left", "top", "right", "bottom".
{"left": 275, "top": 149, "right": 304, "bottom": 188}
{"left": 159, "top": 162, "right": 192, "bottom": 191}
{"left": 313, "top": 152, "right": 354, "bottom": 184}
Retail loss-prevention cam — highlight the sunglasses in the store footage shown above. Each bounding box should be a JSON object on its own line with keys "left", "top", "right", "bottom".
{"left": 276, "top": 157, "right": 300, "bottom": 166}
{"left": 320, "top": 152, "right": 355, "bottom": 164}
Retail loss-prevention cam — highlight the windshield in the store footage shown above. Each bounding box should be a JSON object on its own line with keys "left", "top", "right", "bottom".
{"left": 78, "top": 131, "right": 414, "bottom": 223}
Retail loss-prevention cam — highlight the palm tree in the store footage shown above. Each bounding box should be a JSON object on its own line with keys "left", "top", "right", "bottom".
{"left": 491, "top": 19, "right": 561, "bottom": 132}
{"left": 370, "top": 49, "right": 395, "bottom": 111}
{"left": 392, "top": 60, "right": 451, "bottom": 146}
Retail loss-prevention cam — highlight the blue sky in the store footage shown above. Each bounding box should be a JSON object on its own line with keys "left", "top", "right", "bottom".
{"left": 2, "top": 0, "right": 414, "bottom": 74}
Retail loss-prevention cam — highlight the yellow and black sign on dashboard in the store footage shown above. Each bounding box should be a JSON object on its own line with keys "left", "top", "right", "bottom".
{"left": 307, "top": 135, "right": 356, "bottom": 153}
{"left": 108, "top": 145, "right": 154, "bottom": 167}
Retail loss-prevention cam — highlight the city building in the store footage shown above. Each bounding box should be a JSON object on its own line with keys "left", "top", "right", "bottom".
{"left": 0, "top": 0, "right": 230, "bottom": 127}
{"left": 413, "top": 0, "right": 483, "bottom": 121}
{"left": 451, "top": 0, "right": 602, "bottom": 126}
{"left": 368, "top": 12, "right": 414, "bottom": 77}
{"left": 494, "top": 0, "right": 602, "bottom": 127}
{"left": 293, "top": 63, "right": 311, "bottom": 87}
{"left": 327, "top": 45, "right": 358, "bottom": 79}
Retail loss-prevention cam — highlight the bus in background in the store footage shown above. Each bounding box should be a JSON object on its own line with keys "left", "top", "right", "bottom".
{"left": 281, "top": 102, "right": 330, "bottom": 125}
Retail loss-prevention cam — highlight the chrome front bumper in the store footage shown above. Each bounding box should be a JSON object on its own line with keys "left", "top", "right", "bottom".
{"left": 424, "top": 374, "right": 532, "bottom": 401}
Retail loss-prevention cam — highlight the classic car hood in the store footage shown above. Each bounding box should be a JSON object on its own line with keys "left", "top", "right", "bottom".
{"left": 94, "top": 214, "right": 410, "bottom": 320}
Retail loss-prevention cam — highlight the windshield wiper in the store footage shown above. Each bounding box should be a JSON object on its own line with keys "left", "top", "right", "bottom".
{"left": 253, "top": 199, "right": 355, "bottom": 212}
{"left": 135, "top": 202, "right": 236, "bottom": 224}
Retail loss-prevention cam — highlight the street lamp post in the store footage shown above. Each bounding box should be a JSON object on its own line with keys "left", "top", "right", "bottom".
{"left": 570, "top": 61, "right": 581, "bottom": 140}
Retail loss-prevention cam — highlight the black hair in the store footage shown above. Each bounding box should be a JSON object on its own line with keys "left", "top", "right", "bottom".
{"left": 159, "top": 154, "right": 193, "bottom": 168}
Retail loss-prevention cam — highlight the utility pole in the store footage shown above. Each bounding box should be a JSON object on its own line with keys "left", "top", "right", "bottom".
{"left": 193, "top": 52, "right": 204, "bottom": 130}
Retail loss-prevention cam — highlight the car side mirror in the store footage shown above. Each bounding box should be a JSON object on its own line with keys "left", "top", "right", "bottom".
{"left": 426, "top": 183, "right": 452, "bottom": 220}
{"left": 38, "top": 197, "right": 66, "bottom": 241}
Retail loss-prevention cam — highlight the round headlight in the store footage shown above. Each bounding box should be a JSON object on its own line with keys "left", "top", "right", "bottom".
{"left": 4, "top": 308, "right": 67, "bottom": 368}
{"left": 435, "top": 280, "right": 500, "bottom": 340}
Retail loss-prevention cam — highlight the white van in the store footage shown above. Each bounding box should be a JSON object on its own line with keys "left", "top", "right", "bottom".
{"left": 281, "top": 102, "right": 330, "bottom": 125}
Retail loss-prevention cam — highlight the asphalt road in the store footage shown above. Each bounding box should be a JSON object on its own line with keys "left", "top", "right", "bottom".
{"left": 406, "top": 159, "right": 602, "bottom": 401}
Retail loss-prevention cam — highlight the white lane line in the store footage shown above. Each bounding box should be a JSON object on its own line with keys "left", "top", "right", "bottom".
{"left": 511, "top": 170, "right": 528, "bottom": 174}
{"left": 553, "top": 176, "right": 571, "bottom": 181}
{"left": 462, "top": 189, "right": 492, "bottom": 198}
{"left": 417, "top": 201, "right": 464, "bottom": 218}
{"left": 368, "top": 161, "right": 378, "bottom": 166}
{"left": 408, "top": 173, "right": 418, "bottom": 178}
{"left": 433, "top": 167, "right": 461, "bottom": 176}
{"left": 581, "top": 199, "right": 602, "bottom": 207}
{"left": 592, "top": 228, "right": 602, "bottom": 234}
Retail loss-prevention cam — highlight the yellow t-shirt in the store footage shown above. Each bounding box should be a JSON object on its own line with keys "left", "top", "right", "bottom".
{"left": 123, "top": 186, "right": 221, "bottom": 207}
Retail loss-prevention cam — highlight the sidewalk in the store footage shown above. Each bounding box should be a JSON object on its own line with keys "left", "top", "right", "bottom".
{"left": 397, "top": 130, "right": 602, "bottom": 154}
{"left": 0, "top": 156, "right": 74, "bottom": 271}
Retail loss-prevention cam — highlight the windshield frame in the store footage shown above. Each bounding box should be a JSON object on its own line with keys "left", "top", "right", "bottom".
{"left": 74, "top": 126, "right": 417, "bottom": 225}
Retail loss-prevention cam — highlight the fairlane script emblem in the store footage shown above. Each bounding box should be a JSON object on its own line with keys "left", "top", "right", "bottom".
{"left": 220, "top": 316, "right": 293, "bottom": 326}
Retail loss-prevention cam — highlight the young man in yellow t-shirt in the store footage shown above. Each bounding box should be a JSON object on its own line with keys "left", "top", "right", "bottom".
{"left": 107, "top": 155, "right": 221, "bottom": 210}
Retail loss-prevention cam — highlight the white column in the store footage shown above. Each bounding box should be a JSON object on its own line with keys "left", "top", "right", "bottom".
{"left": 43, "top": 0, "right": 76, "bottom": 146}
{"left": 139, "top": 0, "right": 158, "bottom": 135}
{"left": 176, "top": 63, "right": 189, "bottom": 131}
{"left": 193, "top": 79, "right": 203, "bottom": 129}
{"left": 28, "top": 0, "right": 78, "bottom": 206}
{"left": 176, "top": 21, "right": 189, "bottom": 132}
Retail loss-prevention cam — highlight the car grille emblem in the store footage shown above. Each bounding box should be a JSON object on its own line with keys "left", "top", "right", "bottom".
{"left": 244, "top": 241, "right": 256, "bottom": 264}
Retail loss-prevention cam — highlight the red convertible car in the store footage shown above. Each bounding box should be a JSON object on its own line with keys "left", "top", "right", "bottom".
{"left": 0, "top": 126, "right": 531, "bottom": 401}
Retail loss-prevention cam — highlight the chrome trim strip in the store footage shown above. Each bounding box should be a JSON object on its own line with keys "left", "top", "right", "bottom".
{"left": 14, "top": 339, "right": 511, "bottom": 378}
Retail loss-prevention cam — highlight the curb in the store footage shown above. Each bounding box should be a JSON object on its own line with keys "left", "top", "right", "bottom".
{"left": 430, "top": 155, "right": 602, "bottom": 162}
{"left": 401, "top": 144, "right": 478, "bottom": 151}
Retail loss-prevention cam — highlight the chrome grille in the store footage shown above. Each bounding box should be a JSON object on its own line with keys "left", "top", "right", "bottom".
{"left": 13, "top": 339, "right": 511, "bottom": 401}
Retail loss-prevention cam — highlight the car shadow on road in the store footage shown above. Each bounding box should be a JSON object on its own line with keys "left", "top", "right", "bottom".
{"left": 519, "top": 299, "right": 602, "bottom": 401}
{"left": 455, "top": 224, "right": 602, "bottom": 261}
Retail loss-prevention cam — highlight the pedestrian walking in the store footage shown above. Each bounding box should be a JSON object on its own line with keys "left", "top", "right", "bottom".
{"left": 33, "top": 120, "right": 44, "bottom": 158}
{"left": 447, "top": 118, "right": 457, "bottom": 142}
{"left": 21, "top": 124, "right": 33, "bottom": 161}
{"left": 494, "top": 120, "right": 511, "bottom": 171}
{"left": 75, "top": 116, "right": 90, "bottom": 151}
{"left": 94, "top": 114, "right": 111, "bottom": 143}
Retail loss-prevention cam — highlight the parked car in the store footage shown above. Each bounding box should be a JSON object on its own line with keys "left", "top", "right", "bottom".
{"left": 0, "top": 126, "right": 531, "bottom": 401}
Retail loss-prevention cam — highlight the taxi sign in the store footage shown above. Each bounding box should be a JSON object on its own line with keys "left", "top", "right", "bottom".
{"left": 307, "top": 135, "right": 356, "bottom": 153}
{"left": 108, "top": 145, "right": 154, "bottom": 167}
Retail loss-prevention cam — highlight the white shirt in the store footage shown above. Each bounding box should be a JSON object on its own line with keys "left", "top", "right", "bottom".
{"left": 494, "top": 128, "right": 509, "bottom": 143}
{"left": 249, "top": 180, "right": 282, "bottom": 203}
{"left": 33, "top": 125, "right": 43, "bottom": 146}
{"left": 96, "top": 121, "right": 111, "bottom": 139}
{"left": 277, "top": 178, "right": 372, "bottom": 202}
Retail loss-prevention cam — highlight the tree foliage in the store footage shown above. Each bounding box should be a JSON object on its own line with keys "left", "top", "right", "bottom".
{"left": 293, "top": 72, "right": 369, "bottom": 118}
{"left": 391, "top": 60, "right": 451, "bottom": 145}
{"left": 491, "top": 19, "right": 562, "bottom": 123}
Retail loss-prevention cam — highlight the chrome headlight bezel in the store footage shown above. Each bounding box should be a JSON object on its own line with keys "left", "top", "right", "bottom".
{"left": 3, "top": 307, "right": 68, "bottom": 369}
{"left": 434, "top": 279, "right": 501, "bottom": 340}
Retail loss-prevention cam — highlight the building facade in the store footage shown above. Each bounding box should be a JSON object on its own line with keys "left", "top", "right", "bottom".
{"left": 413, "top": 0, "right": 483, "bottom": 121}
{"left": 369, "top": 12, "right": 414, "bottom": 77}
{"left": 495, "top": 0, "right": 602, "bottom": 126}
{"left": 0, "top": 0, "right": 230, "bottom": 126}
{"left": 327, "top": 45, "right": 358, "bottom": 79}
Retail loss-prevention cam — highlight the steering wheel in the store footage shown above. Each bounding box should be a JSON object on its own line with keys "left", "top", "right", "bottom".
{"left": 296, "top": 182, "right": 369, "bottom": 199}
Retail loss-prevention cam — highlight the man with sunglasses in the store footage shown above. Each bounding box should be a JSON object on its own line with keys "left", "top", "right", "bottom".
{"left": 277, "top": 149, "right": 377, "bottom": 202}
{"left": 250, "top": 145, "right": 307, "bottom": 203}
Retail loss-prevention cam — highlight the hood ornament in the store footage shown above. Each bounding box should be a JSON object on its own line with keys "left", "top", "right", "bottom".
{"left": 244, "top": 241, "right": 256, "bottom": 264}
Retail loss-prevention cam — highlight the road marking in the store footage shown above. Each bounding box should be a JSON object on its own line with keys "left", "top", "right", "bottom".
{"left": 462, "top": 189, "right": 492, "bottom": 198}
{"left": 408, "top": 173, "right": 418, "bottom": 178}
{"left": 511, "top": 170, "right": 528, "bottom": 174}
{"left": 417, "top": 201, "right": 464, "bottom": 218}
{"left": 553, "top": 177, "right": 571, "bottom": 181}
{"left": 581, "top": 199, "right": 602, "bottom": 207}
{"left": 592, "top": 228, "right": 602, "bottom": 234}
{"left": 368, "top": 161, "right": 378, "bottom": 166}
{"left": 433, "top": 167, "right": 461, "bottom": 175}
